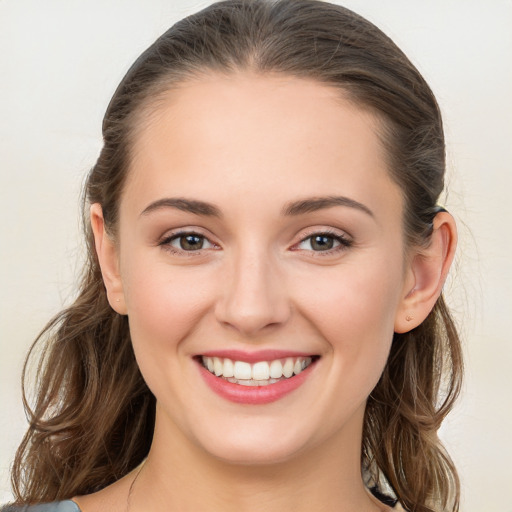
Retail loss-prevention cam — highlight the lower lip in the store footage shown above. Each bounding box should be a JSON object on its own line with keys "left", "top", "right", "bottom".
{"left": 197, "top": 360, "right": 317, "bottom": 405}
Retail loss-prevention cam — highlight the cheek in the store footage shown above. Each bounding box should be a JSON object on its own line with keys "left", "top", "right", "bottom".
{"left": 293, "top": 258, "right": 404, "bottom": 379}
{"left": 120, "top": 253, "right": 217, "bottom": 356}
{"left": 119, "top": 255, "right": 220, "bottom": 416}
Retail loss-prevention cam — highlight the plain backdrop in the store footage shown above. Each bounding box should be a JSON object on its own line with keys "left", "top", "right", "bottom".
{"left": 1, "top": 1, "right": 511, "bottom": 510}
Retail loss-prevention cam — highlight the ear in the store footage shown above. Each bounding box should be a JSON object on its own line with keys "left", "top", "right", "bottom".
{"left": 394, "top": 212, "right": 457, "bottom": 333}
{"left": 90, "top": 203, "right": 127, "bottom": 315}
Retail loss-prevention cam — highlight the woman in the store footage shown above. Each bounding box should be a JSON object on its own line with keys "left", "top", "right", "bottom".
{"left": 4, "top": 1, "right": 462, "bottom": 511}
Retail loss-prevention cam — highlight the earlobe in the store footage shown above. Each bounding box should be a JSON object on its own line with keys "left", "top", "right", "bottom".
{"left": 90, "top": 203, "right": 127, "bottom": 315}
{"left": 394, "top": 212, "right": 457, "bottom": 333}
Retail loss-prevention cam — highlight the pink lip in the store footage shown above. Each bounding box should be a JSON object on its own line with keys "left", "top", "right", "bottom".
{"left": 199, "top": 349, "right": 315, "bottom": 363}
{"left": 197, "top": 358, "right": 317, "bottom": 405}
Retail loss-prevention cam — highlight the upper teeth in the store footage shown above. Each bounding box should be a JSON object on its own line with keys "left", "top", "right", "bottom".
{"left": 202, "top": 356, "right": 313, "bottom": 381}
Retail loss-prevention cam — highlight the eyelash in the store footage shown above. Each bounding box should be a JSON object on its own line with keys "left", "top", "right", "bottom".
{"left": 159, "top": 230, "right": 218, "bottom": 256}
{"left": 158, "top": 229, "right": 353, "bottom": 256}
{"left": 292, "top": 230, "right": 353, "bottom": 256}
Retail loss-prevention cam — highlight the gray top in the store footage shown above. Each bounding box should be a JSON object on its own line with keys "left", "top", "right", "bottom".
{"left": 0, "top": 501, "right": 80, "bottom": 512}
{"left": 1, "top": 495, "right": 406, "bottom": 511}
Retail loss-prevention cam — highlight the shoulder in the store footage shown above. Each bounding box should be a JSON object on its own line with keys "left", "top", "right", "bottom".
{"left": 1, "top": 501, "right": 81, "bottom": 512}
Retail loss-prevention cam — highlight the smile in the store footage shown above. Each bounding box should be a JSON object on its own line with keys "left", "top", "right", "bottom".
{"left": 196, "top": 352, "right": 319, "bottom": 405}
{"left": 201, "top": 356, "right": 314, "bottom": 386}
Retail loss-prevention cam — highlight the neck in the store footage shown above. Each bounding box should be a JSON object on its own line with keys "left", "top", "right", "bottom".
{"left": 127, "top": 404, "right": 385, "bottom": 512}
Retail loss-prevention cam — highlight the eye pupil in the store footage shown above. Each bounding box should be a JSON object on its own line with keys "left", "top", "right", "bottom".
{"left": 311, "top": 235, "right": 334, "bottom": 251}
{"left": 180, "top": 235, "right": 204, "bottom": 250}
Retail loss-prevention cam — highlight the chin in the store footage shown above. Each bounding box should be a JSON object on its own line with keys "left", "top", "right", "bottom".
{"left": 190, "top": 416, "right": 320, "bottom": 467}
{"left": 207, "top": 439, "right": 306, "bottom": 467}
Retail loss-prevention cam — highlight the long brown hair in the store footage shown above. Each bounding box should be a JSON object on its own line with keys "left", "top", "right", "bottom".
{"left": 11, "top": 2, "right": 463, "bottom": 511}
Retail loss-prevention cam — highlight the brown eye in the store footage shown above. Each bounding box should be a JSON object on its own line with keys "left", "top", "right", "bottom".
{"left": 179, "top": 234, "right": 205, "bottom": 251}
{"left": 162, "top": 232, "right": 216, "bottom": 252}
{"left": 310, "top": 235, "right": 335, "bottom": 251}
{"left": 295, "top": 232, "right": 352, "bottom": 253}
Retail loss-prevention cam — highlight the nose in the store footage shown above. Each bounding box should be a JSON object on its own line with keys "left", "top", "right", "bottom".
{"left": 215, "top": 246, "right": 291, "bottom": 337}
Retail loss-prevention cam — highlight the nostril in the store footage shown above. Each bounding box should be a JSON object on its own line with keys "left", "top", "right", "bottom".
{"left": 215, "top": 300, "right": 292, "bottom": 336}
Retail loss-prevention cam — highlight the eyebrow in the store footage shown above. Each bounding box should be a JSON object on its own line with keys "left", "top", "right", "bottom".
{"left": 282, "top": 196, "right": 374, "bottom": 217}
{"left": 139, "top": 195, "right": 373, "bottom": 219}
{"left": 140, "top": 198, "right": 222, "bottom": 218}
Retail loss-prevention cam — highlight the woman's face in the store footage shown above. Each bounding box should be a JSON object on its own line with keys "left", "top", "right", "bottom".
{"left": 110, "top": 73, "right": 414, "bottom": 464}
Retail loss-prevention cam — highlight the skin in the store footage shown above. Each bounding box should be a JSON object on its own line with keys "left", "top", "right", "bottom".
{"left": 80, "top": 72, "right": 456, "bottom": 512}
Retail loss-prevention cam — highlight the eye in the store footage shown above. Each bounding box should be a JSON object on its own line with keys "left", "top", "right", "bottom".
{"left": 160, "top": 232, "right": 217, "bottom": 252}
{"left": 295, "top": 232, "right": 352, "bottom": 253}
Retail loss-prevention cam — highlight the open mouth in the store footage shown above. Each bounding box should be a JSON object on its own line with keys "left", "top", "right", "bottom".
{"left": 199, "top": 355, "right": 319, "bottom": 387}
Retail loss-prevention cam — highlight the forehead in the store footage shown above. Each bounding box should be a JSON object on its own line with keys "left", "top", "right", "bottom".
{"left": 124, "top": 72, "right": 402, "bottom": 222}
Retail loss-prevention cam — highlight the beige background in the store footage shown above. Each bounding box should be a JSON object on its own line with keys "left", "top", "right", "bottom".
{"left": 1, "top": 1, "right": 511, "bottom": 510}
